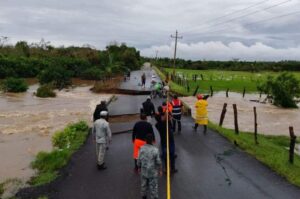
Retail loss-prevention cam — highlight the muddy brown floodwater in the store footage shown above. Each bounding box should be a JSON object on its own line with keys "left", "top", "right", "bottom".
{"left": 0, "top": 80, "right": 112, "bottom": 189}
{"left": 181, "top": 92, "right": 300, "bottom": 136}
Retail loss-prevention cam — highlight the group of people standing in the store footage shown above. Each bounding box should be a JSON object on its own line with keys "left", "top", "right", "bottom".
{"left": 91, "top": 92, "right": 209, "bottom": 199}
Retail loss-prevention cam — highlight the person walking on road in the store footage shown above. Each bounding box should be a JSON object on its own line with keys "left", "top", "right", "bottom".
{"left": 193, "top": 94, "right": 209, "bottom": 134}
{"left": 155, "top": 106, "right": 177, "bottom": 173}
{"left": 93, "top": 100, "right": 108, "bottom": 122}
{"left": 141, "top": 97, "right": 156, "bottom": 123}
{"left": 171, "top": 95, "right": 183, "bottom": 133}
{"left": 137, "top": 134, "right": 162, "bottom": 199}
{"left": 93, "top": 111, "right": 112, "bottom": 170}
{"left": 141, "top": 73, "right": 146, "bottom": 88}
{"left": 132, "top": 114, "right": 156, "bottom": 172}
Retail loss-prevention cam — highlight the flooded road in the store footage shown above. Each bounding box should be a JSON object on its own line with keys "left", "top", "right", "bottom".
{"left": 0, "top": 80, "right": 112, "bottom": 183}
{"left": 182, "top": 92, "right": 300, "bottom": 136}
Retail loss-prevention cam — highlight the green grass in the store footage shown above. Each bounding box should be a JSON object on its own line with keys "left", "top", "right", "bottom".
{"left": 209, "top": 122, "right": 300, "bottom": 187}
{"left": 30, "top": 121, "right": 89, "bottom": 186}
{"left": 159, "top": 67, "right": 300, "bottom": 95}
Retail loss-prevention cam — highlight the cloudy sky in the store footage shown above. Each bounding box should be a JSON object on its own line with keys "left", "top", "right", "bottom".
{"left": 0, "top": 0, "right": 300, "bottom": 61}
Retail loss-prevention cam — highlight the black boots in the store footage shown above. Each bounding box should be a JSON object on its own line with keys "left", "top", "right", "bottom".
{"left": 97, "top": 163, "right": 107, "bottom": 170}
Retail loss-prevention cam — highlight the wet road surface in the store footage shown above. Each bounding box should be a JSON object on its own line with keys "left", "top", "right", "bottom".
{"left": 45, "top": 66, "right": 300, "bottom": 199}
{"left": 49, "top": 115, "right": 300, "bottom": 199}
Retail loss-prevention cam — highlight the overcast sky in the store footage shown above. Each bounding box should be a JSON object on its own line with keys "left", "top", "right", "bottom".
{"left": 0, "top": 0, "right": 300, "bottom": 61}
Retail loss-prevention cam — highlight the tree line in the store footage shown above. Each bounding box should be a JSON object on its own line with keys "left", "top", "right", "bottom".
{"left": 148, "top": 57, "right": 300, "bottom": 72}
{"left": 0, "top": 39, "right": 142, "bottom": 89}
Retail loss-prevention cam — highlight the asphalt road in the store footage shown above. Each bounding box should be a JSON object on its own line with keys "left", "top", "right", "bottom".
{"left": 29, "top": 66, "right": 300, "bottom": 199}
{"left": 50, "top": 115, "right": 300, "bottom": 199}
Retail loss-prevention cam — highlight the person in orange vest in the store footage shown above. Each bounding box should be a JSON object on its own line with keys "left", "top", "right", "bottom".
{"left": 162, "top": 101, "right": 173, "bottom": 113}
{"left": 132, "top": 114, "right": 155, "bottom": 172}
{"left": 171, "top": 95, "right": 183, "bottom": 133}
{"left": 193, "top": 94, "right": 209, "bottom": 134}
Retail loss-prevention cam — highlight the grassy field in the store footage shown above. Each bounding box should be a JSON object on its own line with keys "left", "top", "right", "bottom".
{"left": 163, "top": 68, "right": 300, "bottom": 94}
{"left": 208, "top": 122, "right": 300, "bottom": 187}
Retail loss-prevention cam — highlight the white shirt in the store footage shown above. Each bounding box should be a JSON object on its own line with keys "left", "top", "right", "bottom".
{"left": 93, "top": 118, "right": 112, "bottom": 144}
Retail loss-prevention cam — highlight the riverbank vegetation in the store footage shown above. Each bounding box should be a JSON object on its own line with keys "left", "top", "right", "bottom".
{"left": 0, "top": 39, "right": 141, "bottom": 90}
{"left": 257, "top": 72, "right": 300, "bottom": 108}
{"left": 1, "top": 77, "right": 28, "bottom": 92}
{"left": 30, "top": 121, "right": 89, "bottom": 186}
{"left": 208, "top": 122, "right": 300, "bottom": 187}
{"left": 36, "top": 85, "right": 56, "bottom": 98}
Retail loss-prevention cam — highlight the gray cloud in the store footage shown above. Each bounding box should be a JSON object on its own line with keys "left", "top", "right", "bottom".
{"left": 0, "top": 0, "right": 300, "bottom": 60}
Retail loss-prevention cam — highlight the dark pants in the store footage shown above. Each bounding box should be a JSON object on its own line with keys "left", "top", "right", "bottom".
{"left": 194, "top": 123, "right": 207, "bottom": 133}
{"left": 161, "top": 142, "right": 175, "bottom": 170}
{"left": 172, "top": 115, "right": 181, "bottom": 132}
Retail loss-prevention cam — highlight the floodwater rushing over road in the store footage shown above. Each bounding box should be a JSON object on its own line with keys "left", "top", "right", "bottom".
{"left": 182, "top": 92, "right": 300, "bottom": 136}
{"left": 0, "top": 81, "right": 111, "bottom": 185}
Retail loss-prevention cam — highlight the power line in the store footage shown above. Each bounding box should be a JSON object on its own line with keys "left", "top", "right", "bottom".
{"left": 211, "top": 0, "right": 292, "bottom": 27}
{"left": 244, "top": 10, "right": 300, "bottom": 26}
{"left": 185, "top": 0, "right": 292, "bottom": 34}
{"left": 184, "top": 10, "right": 300, "bottom": 40}
{"left": 183, "top": 0, "right": 271, "bottom": 34}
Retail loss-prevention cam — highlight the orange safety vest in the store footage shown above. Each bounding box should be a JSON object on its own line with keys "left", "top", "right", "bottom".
{"left": 162, "top": 102, "right": 173, "bottom": 113}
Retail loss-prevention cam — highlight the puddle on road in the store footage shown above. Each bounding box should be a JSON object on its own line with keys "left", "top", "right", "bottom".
{"left": 181, "top": 92, "right": 300, "bottom": 136}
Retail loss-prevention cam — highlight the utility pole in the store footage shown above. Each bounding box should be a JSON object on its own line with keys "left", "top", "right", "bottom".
{"left": 171, "top": 30, "right": 182, "bottom": 75}
{"left": 155, "top": 50, "right": 159, "bottom": 60}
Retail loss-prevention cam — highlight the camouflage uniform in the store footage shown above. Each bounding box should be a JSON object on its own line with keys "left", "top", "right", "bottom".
{"left": 137, "top": 144, "right": 161, "bottom": 199}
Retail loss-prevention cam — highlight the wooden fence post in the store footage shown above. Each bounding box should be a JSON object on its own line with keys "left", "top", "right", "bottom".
{"left": 219, "top": 103, "right": 227, "bottom": 126}
{"left": 289, "top": 126, "right": 297, "bottom": 164}
{"left": 210, "top": 86, "right": 213, "bottom": 97}
{"left": 193, "top": 85, "right": 199, "bottom": 96}
{"left": 254, "top": 107, "right": 258, "bottom": 144}
{"left": 201, "top": 74, "right": 204, "bottom": 80}
{"left": 226, "top": 89, "right": 229, "bottom": 98}
{"left": 243, "top": 87, "right": 246, "bottom": 98}
{"left": 233, "top": 104, "right": 239, "bottom": 134}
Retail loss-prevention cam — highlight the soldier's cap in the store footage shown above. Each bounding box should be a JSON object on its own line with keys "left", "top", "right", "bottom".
{"left": 100, "top": 111, "right": 108, "bottom": 116}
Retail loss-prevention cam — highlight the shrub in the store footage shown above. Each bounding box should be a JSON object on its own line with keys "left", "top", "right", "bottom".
{"left": 2, "top": 77, "right": 28, "bottom": 92}
{"left": 52, "top": 121, "right": 89, "bottom": 149}
{"left": 258, "top": 73, "right": 300, "bottom": 108}
{"left": 0, "top": 183, "right": 3, "bottom": 196}
{"left": 81, "top": 67, "right": 104, "bottom": 80}
{"left": 36, "top": 84, "right": 56, "bottom": 98}
{"left": 38, "top": 66, "right": 73, "bottom": 90}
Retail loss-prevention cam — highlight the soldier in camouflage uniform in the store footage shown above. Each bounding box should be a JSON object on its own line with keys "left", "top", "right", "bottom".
{"left": 137, "top": 134, "right": 162, "bottom": 199}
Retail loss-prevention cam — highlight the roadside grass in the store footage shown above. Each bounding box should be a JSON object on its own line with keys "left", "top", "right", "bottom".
{"left": 160, "top": 67, "right": 300, "bottom": 94}
{"left": 30, "top": 121, "right": 89, "bottom": 186}
{"left": 209, "top": 122, "right": 300, "bottom": 187}
{"left": 153, "top": 66, "right": 189, "bottom": 96}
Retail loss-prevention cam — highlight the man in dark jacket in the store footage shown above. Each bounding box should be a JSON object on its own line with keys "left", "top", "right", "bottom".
{"left": 93, "top": 101, "right": 108, "bottom": 122}
{"left": 155, "top": 106, "right": 177, "bottom": 173}
{"left": 132, "top": 114, "right": 155, "bottom": 171}
{"left": 141, "top": 97, "right": 155, "bottom": 123}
